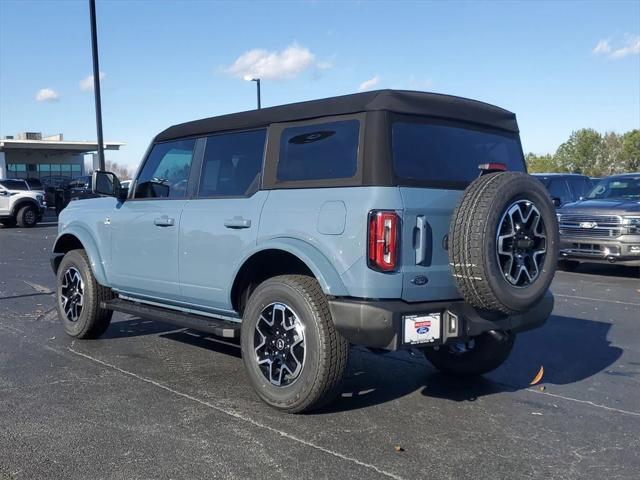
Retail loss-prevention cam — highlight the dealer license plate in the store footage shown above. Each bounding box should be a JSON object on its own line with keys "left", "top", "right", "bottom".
{"left": 403, "top": 313, "right": 441, "bottom": 345}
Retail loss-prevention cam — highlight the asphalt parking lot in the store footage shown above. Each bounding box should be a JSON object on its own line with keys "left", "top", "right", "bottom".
{"left": 1, "top": 219, "right": 639, "bottom": 480}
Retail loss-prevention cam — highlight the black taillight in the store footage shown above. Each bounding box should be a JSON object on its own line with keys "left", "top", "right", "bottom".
{"left": 368, "top": 210, "right": 399, "bottom": 272}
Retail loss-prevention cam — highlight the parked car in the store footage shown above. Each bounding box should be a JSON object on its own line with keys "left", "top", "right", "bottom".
{"left": 66, "top": 176, "right": 96, "bottom": 201}
{"left": 24, "top": 178, "right": 46, "bottom": 195}
{"left": 557, "top": 173, "right": 640, "bottom": 269}
{"left": 51, "top": 90, "right": 558, "bottom": 412}
{"left": 533, "top": 173, "right": 593, "bottom": 207}
{"left": 0, "top": 179, "right": 45, "bottom": 227}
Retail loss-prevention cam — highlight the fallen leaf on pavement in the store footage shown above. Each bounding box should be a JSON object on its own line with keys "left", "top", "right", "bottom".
{"left": 530, "top": 365, "right": 544, "bottom": 385}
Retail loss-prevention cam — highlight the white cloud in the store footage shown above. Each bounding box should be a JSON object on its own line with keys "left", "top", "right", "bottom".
{"left": 224, "top": 44, "right": 325, "bottom": 80}
{"left": 79, "top": 72, "right": 106, "bottom": 91}
{"left": 35, "top": 88, "right": 60, "bottom": 102}
{"left": 593, "top": 35, "right": 640, "bottom": 59}
{"left": 609, "top": 35, "right": 640, "bottom": 59}
{"left": 358, "top": 75, "right": 380, "bottom": 92}
{"left": 592, "top": 39, "right": 611, "bottom": 55}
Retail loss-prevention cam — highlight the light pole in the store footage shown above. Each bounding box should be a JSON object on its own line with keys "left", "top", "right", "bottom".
{"left": 244, "top": 76, "right": 261, "bottom": 109}
{"left": 89, "top": 0, "right": 105, "bottom": 170}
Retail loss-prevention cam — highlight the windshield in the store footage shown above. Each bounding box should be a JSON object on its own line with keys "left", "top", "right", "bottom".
{"left": 586, "top": 176, "right": 640, "bottom": 200}
{"left": 0, "top": 180, "right": 29, "bottom": 190}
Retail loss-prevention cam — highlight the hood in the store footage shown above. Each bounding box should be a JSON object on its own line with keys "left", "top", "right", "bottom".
{"left": 559, "top": 198, "right": 640, "bottom": 216}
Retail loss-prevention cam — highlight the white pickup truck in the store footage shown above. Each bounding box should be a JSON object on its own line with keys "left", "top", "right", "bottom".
{"left": 0, "top": 179, "right": 45, "bottom": 228}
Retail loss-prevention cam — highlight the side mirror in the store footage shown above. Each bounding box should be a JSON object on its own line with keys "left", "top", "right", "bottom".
{"left": 92, "top": 170, "right": 123, "bottom": 199}
{"left": 551, "top": 197, "right": 561, "bottom": 207}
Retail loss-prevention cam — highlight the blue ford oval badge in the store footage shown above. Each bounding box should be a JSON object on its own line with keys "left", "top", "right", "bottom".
{"left": 416, "top": 326, "right": 429, "bottom": 334}
{"left": 411, "top": 275, "right": 428, "bottom": 286}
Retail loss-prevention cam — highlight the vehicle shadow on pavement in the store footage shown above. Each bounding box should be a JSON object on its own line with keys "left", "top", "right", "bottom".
{"left": 566, "top": 263, "right": 640, "bottom": 279}
{"left": 320, "top": 314, "right": 623, "bottom": 413}
{"left": 102, "top": 318, "right": 181, "bottom": 339}
{"left": 160, "top": 330, "right": 243, "bottom": 359}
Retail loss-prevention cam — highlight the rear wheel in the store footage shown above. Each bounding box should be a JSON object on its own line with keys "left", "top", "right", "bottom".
{"left": 16, "top": 204, "right": 38, "bottom": 228}
{"left": 422, "top": 332, "right": 515, "bottom": 376}
{"left": 56, "top": 249, "right": 115, "bottom": 339}
{"left": 241, "top": 275, "right": 349, "bottom": 413}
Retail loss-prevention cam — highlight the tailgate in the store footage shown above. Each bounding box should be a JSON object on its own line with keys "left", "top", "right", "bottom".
{"left": 399, "top": 187, "right": 462, "bottom": 302}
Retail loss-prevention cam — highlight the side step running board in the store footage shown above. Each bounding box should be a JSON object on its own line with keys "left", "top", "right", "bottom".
{"left": 101, "top": 298, "right": 240, "bottom": 339}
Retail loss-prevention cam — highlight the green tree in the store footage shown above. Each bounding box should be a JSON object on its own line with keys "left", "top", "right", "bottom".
{"left": 619, "top": 129, "right": 640, "bottom": 172}
{"left": 554, "top": 128, "right": 604, "bottom": 176}
{"left": 600, "top": 132, "right": 623, "bottom": 175}
{"left": 525, "top": 153, "right": 559, "bottom": 173}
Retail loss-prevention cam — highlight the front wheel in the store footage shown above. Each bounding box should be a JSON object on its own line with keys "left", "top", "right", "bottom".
{"left": 241, "top": 275, "right": 349, "bottom": 413}
{"left": 17, "top": 204, "right": 38, "bottom": 228}
{"left": 422, "top": 332, "right": 515, "bottom": 376}
{"left": 56, "top": 249, "right": 115, "bottom": 339}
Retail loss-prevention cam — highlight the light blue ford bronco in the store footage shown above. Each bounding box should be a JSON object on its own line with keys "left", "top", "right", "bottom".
{"left": 52, "top": 90, "right": 558, "bottom": 412}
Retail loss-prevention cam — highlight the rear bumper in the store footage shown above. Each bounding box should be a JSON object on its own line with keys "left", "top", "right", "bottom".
{"left": 328, "top": 290, "right": 553, "bottom": 351}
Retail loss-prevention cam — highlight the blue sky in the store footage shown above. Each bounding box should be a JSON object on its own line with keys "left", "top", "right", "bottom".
{"left": 1, "top": 0, "right": 639, "bottom": 169}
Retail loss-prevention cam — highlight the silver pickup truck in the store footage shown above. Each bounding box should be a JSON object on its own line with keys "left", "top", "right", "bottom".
{"left": 557, "top": 173, "right": 640, "bottom": 269}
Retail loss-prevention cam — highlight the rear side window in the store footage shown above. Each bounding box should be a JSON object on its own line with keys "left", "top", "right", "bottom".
{"left": 547, "top": 178, "right": 572, "bottom": 204}
{"left": 392, "top": 121, "right": 525, "bottom": 188}
{"left": 277, "top": 120, "right": 359, "bottom": 181}
{"left": 566, "top": 177, "right": 592, "bottom": 199}
{"left": 198, "top": 129, "right": 266, "bottom": 197}
{"left": 135, "top": 139, "right": 195, "bottom": 199}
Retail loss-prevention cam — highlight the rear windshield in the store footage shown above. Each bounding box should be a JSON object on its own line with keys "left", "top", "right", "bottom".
{"left": 391, "top": 120, "right": 525, "bottom": 189}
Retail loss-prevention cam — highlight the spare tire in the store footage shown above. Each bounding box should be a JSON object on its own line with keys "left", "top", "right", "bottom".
{"left": 449, "top": 171, "right": 558, "bottom": 315}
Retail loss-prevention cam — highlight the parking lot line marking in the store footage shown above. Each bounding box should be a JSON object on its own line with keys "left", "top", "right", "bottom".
{"left": 526, "top": 388, "right": 640, "bottom": 417}
{"left": 67, "top": 346, "right": 406, "bottom": 480}
{"left": 555, "top": 294, "right": 640, "bottom": 307}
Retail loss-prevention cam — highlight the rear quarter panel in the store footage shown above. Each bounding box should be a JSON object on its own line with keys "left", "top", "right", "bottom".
{"left": 258, "top": 187, "right": 405, "bottom": 299}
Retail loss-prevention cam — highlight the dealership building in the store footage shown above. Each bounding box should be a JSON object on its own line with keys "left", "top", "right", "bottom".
{"left": 0, "top": 132, "right": 124, "bottom": 183}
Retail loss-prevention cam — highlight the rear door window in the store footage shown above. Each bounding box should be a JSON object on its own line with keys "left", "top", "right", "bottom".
{"left": 277, "top": 120, "right": 359, "bottom": 181}
{"left": 391, "top": 119, "right": 525, "bottom": 189}
{"left": 566, "top": 177, "right": 592, "bottom": 200}
{"left": 547, "top": 178, "right": 572, "bottom": 204}
{"left": 198, "top": 129, "right": 266, "bottom": 197}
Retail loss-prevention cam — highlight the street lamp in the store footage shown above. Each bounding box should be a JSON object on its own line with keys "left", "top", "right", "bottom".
{"left": 244, "top": 75, "right": 261, "bottom": 109}
{"left": 89, "top": 0, "right": 105, "bottom": 170}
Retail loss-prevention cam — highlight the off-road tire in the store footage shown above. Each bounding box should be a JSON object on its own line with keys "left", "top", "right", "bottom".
{"left": 423, "top": 332, "right": 515, "bottom": 376}
{"left": 558, "top": 259, "right": 580, "bottom": 272}
{"left": 241, "top": 275, "right": 349, "bottom": 413}
{"left": 56, "top": 249, "right": 115, "bottom": 339}
{"left": 16, "top": 204, "right": 38, "bottom": 228}
{"left": 449, "top": 171, "right": 558, "bottom": 315}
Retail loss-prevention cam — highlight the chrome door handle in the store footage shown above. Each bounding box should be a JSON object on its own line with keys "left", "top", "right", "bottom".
{"left": 154, "top": 216, "right": 175, "bottom": 227}
{"left": 224, "top": 217, "right": 251, "bottom": 229}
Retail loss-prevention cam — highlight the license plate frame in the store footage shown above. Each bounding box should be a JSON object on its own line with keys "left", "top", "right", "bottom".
{"left": 403, "top": 312, "right": 442, "bottom": 346}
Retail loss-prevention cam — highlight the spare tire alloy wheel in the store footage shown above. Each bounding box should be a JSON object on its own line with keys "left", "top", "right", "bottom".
{"left": 254, "top": 302, "right": 306, "bottom": 387}
{"left": 449, "top": 171, "right": 558, "bottom": 315}
{"left": 497, "top": 199, "right": 547, "bottom": 287}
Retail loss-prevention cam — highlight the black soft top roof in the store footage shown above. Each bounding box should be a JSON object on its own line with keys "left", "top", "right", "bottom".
{"left": 156, "top": 89, "right": 518, "bottom": 142}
